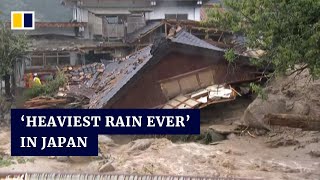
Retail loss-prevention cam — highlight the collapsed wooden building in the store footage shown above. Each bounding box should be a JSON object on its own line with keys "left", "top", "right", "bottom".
{"left": 64, "top": 29, "right": 264, "bottom": 109}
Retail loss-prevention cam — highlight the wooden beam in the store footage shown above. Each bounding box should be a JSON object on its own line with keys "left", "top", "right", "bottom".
{"left": 165, "top": 22, "right": 168, "bottom": 37}
{"left": 263, "top": 113, "right": 320, "bottom": 131}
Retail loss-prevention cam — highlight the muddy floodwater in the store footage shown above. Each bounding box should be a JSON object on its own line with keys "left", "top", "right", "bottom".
{"left": 0, "top": 98, "right": 319, "bottom": 180}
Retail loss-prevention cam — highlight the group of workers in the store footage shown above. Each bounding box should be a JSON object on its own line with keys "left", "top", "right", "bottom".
{"left": 24, "top": 73, "right": 42, "bottom": 88}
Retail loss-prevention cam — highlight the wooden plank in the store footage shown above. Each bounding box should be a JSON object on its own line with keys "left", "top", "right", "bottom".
{"left": 198, "top": 69, "right": 214, "bottom": 88}
{"left": 184, "top": 99, "right": 200, "bottom": 107}
{"left": 167, "top": 99, "right": 181, "bottom": 107}
{"left": 162, "top": 104, "right": 174, "bottom": 109}
{"left": 191, "top": 89, "right": 208, "bottom": 99}
{"left": 175, "top": 95, "right": 188, "bottom": 102}
{"left": 199, "top": 97, "right": 236, "bottom": 109}
{"left": 161, "top": 80, "right": 181, "bottom": 99}
{"left": 158, "top": 66, "right": 213, "bottom": 83}
{"left": 263, "top": 114, "right": 320, "bottom": 131}
{"left": 179, "top": 74, "right": 199, "bottom": 94}
{"left": 177, "top": 103, "right": 191, "bottom": 109}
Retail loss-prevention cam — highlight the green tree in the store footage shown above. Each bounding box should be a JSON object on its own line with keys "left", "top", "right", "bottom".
{"left": 205, "top": 0, "right": 320, "bottom": 78}
{"left": 0, "top": 22, "right": 28, "bottom": 96}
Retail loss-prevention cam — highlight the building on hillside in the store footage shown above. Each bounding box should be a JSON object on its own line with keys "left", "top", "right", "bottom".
{"left": 1, "top": 0, "right": 104, "bottom": 87}
{"left": 66, "top": 29, "right": 265, "bottom": 109}
{"left": 1, "top": 0, "right": 242, "bottom": 90}
{"left": 62, "top": 0, "right": 210, "bottom": 42}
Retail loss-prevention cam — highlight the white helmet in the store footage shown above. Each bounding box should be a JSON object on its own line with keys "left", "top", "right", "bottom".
{"left": 34, "top": 73, "right": 38, "bottom": 77}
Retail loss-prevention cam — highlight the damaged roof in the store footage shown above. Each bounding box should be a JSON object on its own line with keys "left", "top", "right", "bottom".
{"left": 89, "top": 46, "right": 153, "bottom": 108}
{"left": 170, "top": 30, "right": 224, "bottom": 51}
{"left": 69, "top": 30, "right": 225, "bottom": 108}
{"left": 126, "top": 21, "right": 164, "bottom": 44}
{"left": 29, "top": 37, "right": 102, "bottom": 52}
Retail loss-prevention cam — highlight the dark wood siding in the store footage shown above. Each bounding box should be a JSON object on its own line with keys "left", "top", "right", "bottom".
{"left": 110, "top": 51, "right": 256, "bottom": 109}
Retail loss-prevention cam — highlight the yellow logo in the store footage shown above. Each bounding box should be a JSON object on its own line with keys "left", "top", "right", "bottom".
{"left": 11, "top": 11, "right": 35, "bottom": 30}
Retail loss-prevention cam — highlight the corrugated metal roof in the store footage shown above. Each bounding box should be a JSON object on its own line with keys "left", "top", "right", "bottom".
{"left": 170, "top": 30, "right": 225, "bottom": 51}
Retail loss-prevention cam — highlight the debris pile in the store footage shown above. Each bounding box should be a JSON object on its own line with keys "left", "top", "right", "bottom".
{"left": 163, "top": 85, "right": 237, "bottom": 109}
{"left": 193, "top": 85, "right": 235, "bottom": 102}
{"left": 63, "top": 63, "right": 105, "bottom": 86}
{"left": 87, "top": 46, "right": 152, "bottom": 108}
{"left": 59, "top": 46, "right": 152, "bottom": 109}
{"left": 24, "top": 94, "right": 89, "bottom": 109}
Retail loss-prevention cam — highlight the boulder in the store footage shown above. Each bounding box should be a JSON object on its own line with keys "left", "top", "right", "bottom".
{"left": 209, "top": 124, "right": 239, "bottom": 135}
{"left": 242, "top": 94, "right": 286, "bottom": 129}
{"left": 206, "top": 130, "right": 225, "bottom": 142}
{"left": 99, "top": 162, "right": 115, "bottom": 173}
{"left": 128, "top": 139, "right": 153, "bottom": 152}
{"left": 242, "top": 69, "right": 320, "bottom": 129}
{"left": 98, "top": 135, "right": 114, "bottom": 145}
{"left": 4, "top": 113, "right": 10, "bottom": 123}
{"left": 69, "top": 156, "right": 91, "bottom": 163}
{"left": 56, "top": 156, "right": 69, "bottom": 162}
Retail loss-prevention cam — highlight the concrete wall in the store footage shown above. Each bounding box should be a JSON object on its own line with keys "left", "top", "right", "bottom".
{"left": 75, "top": 7, "right": 89, "bottom": 22}
{"left": 70, "top": 52, "right": 78, "bottom": 66}
{"left": 127, "top": 15, "right": 146, "bottom": 33}
{"left": 194, "top": 7, "right": 201, "bottom": 21}
{"left": 88, "top": 12, "right": 103, "bottom": 38}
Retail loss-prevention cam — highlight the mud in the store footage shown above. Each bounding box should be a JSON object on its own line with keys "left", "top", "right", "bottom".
{"left": 243, "top": 69, "right": 320, "bottom": 129}
{"left": 0, "top": 94, "right": 319, "bottom": 180}
{"left": 0, "top": 126, "right": 319, "bottom": 180}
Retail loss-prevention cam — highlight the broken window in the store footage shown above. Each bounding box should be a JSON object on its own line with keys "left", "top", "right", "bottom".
{"left": 106, "top": 16, "right": 119, "bottom": 24}
{"left": 31, "top": 55, "right": 44, "bottom": 67}
{"left": 46, "top": 52, "right": 58, "bottom": 66}
{"left": 58, "top": 52, "right": 71, "bottom": 65}
{"left": 177, "top": 14, "right": 188, "bottom": 20}
{"left": 165, "top": 14, "right": 176, "bottom": 20}
{"left": 165, "top": 14, "right": 188, "bottom": 20}
{"left": 28, "top": 52, "right": 71, "bottom": 68}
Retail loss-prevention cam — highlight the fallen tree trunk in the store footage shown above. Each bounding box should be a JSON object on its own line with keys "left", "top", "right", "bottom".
{"left": 263, "top": 113, "right": 320, "bottom": 131}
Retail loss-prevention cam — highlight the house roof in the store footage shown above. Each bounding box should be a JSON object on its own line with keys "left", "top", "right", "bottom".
{"left": 0, "top": 0, "right": 73, "bottom": 22}
{"left": 126, "top": 21, "right": 164, "bottom": 44}
{"left": 89, "top": 46, "right": 153, "bottom": 108}
{"left": 170, "top": 30, "right": 224, "bottom": 51}
{"left": 67, "top": 30, "right": 225, "bottom": 108}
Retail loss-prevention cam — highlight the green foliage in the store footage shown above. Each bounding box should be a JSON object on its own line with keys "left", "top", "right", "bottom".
{"left": 205, "top": 0, "right": 320, "bottom": 78}
{"left": 224, "top": 49, "right": 237, "bottom": 63}
{"left": 0, "top": 22, "right": 28, "bottom": 77}
{"left": 24, "top": 72, "right": 66, "bottom": 99}
{"left": 250, "top": 83, "right": 267, "bottom": 100}
{"left": 0, "top": 157, "right": 13, "bottom": 167}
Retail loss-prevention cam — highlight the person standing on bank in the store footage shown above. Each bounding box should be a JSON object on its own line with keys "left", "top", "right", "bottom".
{"left": 33, "top": 73, "right": 42, "bottom": 86}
